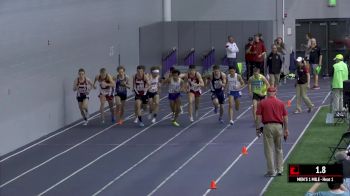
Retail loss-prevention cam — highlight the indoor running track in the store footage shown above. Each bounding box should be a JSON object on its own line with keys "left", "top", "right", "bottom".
{"left": 0, "top": 79, "right": 331, "bottom": 196}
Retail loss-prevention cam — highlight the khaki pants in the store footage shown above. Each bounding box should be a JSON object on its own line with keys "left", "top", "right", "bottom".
{"left": 332, "top": 88, "right": 344, "bottom": 112}
{"left": 296, "top": 83, "right": 313, "bottom": 111}
{"left": 269, "top": 74, "right": 280, "bottom": 87}
{"left": 263, "top": 123, "right": 283, "bottom": 174}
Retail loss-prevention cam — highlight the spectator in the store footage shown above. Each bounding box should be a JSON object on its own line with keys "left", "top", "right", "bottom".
{"left": 294, "top": 57, "right": 314, "bottom": 114}
{"left": 245, "top": 37, "right": 255, "bottom": 80}
{"left": 335, "top": 151, "right": 350, "bottom": 191}
{"left": 305, "top": 182, "right": 349, "bottom": 196}
{"left": 302, "top": 33, "right": 313, "bottom": 61}
{"left": 256, "top": 86, "right": 288, "bottom": 177}
{"left": 309, "top": 38, "right": 323, "bottom": 89}
{"left": 331, "top": 54, "right": 349, "bottom": 117}
{"left": 274, "top": 37, "right": 286, "bottom": 74}
{"left": 267, "top": 44, "right": 283, "bottom": 87}
{"left": 225, "top": 35, "right": 239, "bottom": 70}
{"left": 250, "top": 34, "right": 267, "bottom": 75}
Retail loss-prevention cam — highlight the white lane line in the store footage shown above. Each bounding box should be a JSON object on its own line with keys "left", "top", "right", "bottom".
{"left": 37, "top": 90, "right": 211, "bottom": 196}
{"left": 92, "top": 108, "right": 215, "bottom": 196}
{"left": 259, "top": 91, "right": 330, "bottom": 196}
{"left": 201, "top": 94, "right": 296, "bottom": 196}
{"left": 0, "top": 93, "right": 171, "bottom": 188}
{"left": 0, "top": 96, "right": 134, "bottom": 163}
{"left": 203, "top": 137, "right": 258, "bottom": 196}
{"left": 148, "top": 106, "right": 252, "bottom": 196}
{"left": 0, "top": 114, "right": 131, "bottom": 189}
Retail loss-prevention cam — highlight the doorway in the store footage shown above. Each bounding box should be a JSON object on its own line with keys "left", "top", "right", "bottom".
{"left": 296, "top": 19, "right": 350, "bottom": 76}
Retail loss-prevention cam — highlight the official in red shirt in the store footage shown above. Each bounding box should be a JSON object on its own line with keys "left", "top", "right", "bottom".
{"left": 256, "top": 86, "right": 289, "bottom": 177}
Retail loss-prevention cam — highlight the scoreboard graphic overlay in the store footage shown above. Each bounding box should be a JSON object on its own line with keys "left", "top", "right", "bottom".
{"left": 288, "top": 164, "right": 343, "bottom": 183}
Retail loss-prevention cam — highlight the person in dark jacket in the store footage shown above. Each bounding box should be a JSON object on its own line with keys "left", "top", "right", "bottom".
{"left": 294, "top": 57, "right": 314, "bottom": 114}
{"left": 267, "top": 44, "right": 283, "bottom": 87}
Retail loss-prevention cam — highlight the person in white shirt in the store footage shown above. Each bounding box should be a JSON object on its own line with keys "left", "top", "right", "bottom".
{"left": 226, "top": 36, "right": 239, "bottom": 70}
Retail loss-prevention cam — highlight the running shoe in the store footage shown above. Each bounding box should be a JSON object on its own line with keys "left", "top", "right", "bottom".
{"left": 172, "top": 121, "right": 180, "bottom": 127}
{"left": 219, "top": 117, "right": 224, "bottom": 124}
{"left": 116, "top": 120, "right": 124, "bottom": 125}
{"left": 83, "top": 120, "right": 88, "bottom": 126}
{"left": 214, "top": 106, "right": 218, "bottom": 114}
{"left": 307, "top": 105, "right": 314, "bottom": 113}
{"left": 85, "top": 112, "right": 90, "bottom": 120}
{"left": 180, "top": 106, "right": 184, "bottom": 114}
{"left": 139, "top": 122, "right": 145, "bottom": 127}
{"left": 151, "top": 118, "right": 156, "bottom": 124}
{"left": 229, "top": 120, "right": 234, "bottom": 125}
{"left": 134, "top": 117, "right": 139, "bottom": 123}
{"left": 190, "top": 116, "right": 194, "bottom": 122}
{"left": 293, "top": 109, "right": 302, "bottom": 114}
{"left": 312, "top": 85, "right": 320, "bottom": 90}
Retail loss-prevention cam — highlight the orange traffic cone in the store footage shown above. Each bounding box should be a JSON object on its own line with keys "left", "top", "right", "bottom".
{"left": 242, "top": 146, "right": 248, "bottom": 155}
{"left": 210, "top": 180, "right": 217, "bottom": 189}
{"left": 286, "top": 100, "right": 291, "bottom": 108}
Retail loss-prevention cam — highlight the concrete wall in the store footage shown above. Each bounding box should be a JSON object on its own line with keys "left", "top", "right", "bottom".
{"left": 0, "top": 0, "right": 162, "bottom": 155}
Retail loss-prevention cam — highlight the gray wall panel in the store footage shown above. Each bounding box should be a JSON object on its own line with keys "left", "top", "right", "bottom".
{"left": 140, "top": 22, "right": 163, "bottom": 67}
{"left": 163, "top": 22, "right": 179, "bottom": 57}
{"left": 210, "top": 21, "right": 227, "bottom": 65}
{"left": 194, "top": 22, "right": 211, "bottom": 65}
{"left": 178, "top": 22, "right": 195, "bottom": 65}
{"left": 0, "top": 0, "right": 162, "bottom": 155}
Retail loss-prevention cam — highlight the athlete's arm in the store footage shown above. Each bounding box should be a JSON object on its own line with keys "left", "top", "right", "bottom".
{"left": 221, "top": 72, "right": 227, "bottom": 88}
{"left": 238, "top": 74, "right": 245, "bottom": 87}
{"left": 180, "top": 79, "right": 186, "bottom": 93}
{"left": 262, "top": 76, "right": 270, "bottom": 88}
{"left": 107, "top": 74, "right": 115, "bottom": 88}
{"left": 93, "top": 75, "right": 99, "bottom": 89}
{"left": 248, "top": 77, "right": 252, "bottom": 95}
{"left": 73, "top": 78, "right": 78, "bottom": 91}
{"left": 123, "top": 75, "right": 131, "bottom": 89}
{"left": 86, "top": 78, "right": 94, "bottom": 90}
{"left": 196, "top": 72, "right": 205, "bottom": 87}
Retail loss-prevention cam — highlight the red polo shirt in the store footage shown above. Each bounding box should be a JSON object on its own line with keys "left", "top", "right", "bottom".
{"left": 256, "top": 96, "right": 287, "bottom": 124}
{"left": 251, "top": 41, "right": 266, "bottom": 62}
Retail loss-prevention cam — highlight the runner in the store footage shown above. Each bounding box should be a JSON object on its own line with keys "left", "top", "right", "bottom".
{"left": 147, "top": 66, "right": 161, "bottom": 124}
{"left": 226, "top": 66, "right": 245, "bottom": 125}
{"left": 206, "top": 65, "right": 227, "bottom": 123}
{"left": 163, "top": 69, "right": 185, "bottom": 126}
{"left": 248, "top": 66, "right": 270, "bottom": 122}
{"left": 93, "top": 68, "right": 115, "bottom": 124}
{"left": 73, "top": 68, "right": 94, "bottom": 125}
{"left": 182, "top": 64, "right": 204, "bottom": 122}
{"left": 114, "top": 66, "right": 130, "bottom": 125}
{"left": 133, "top": 65, "right": 149, "bottom": 127}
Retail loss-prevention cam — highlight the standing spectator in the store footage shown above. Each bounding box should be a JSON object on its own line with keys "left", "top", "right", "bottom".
{"left": 226, "top": 35, "right": 239, "bottom": 70}
{"left": 305, "top": 182, "right": 349, "bottom": 196}
{"left": 274, "top": 37, "right": 286, "bottom": 74}
{"left": 256, "top": 86, "right": 288, "bottom": 177}
{"left": 302, "top": 33, "right": 312, "bottom": 61}
{"left": 267, "top": 44, "right": 283, "bottom": 87}
{"left": 331, "top": 54, "right": 349, "bottom": 117}
{"left": 309, "top": 38, "right": 323, "bottom": 89}
{"left": 245, "top": 37, "right": 255, "bottom": 80}
{"left": 250, "top": 34, "right": 267, "bottom": 75}
{"left": 294, "top": 57, "right": 314, "bottom": 114}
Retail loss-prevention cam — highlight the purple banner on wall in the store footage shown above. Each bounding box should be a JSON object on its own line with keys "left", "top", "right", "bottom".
{"left": 222, "top": 55, "right": 228, "bottom": 66}
{"left": 184, "top": 50, "right": 195, "bottom": 66}
{"left": 162, "top": 49, "right": 177, "bottom": 76}
{"left": 202, "top": 49, "right": 215, "bottom": 72}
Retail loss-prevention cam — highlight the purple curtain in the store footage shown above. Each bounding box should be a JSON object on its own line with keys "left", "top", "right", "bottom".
{"left": 162, "top": 49, "right": 177, "bottom": 75}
